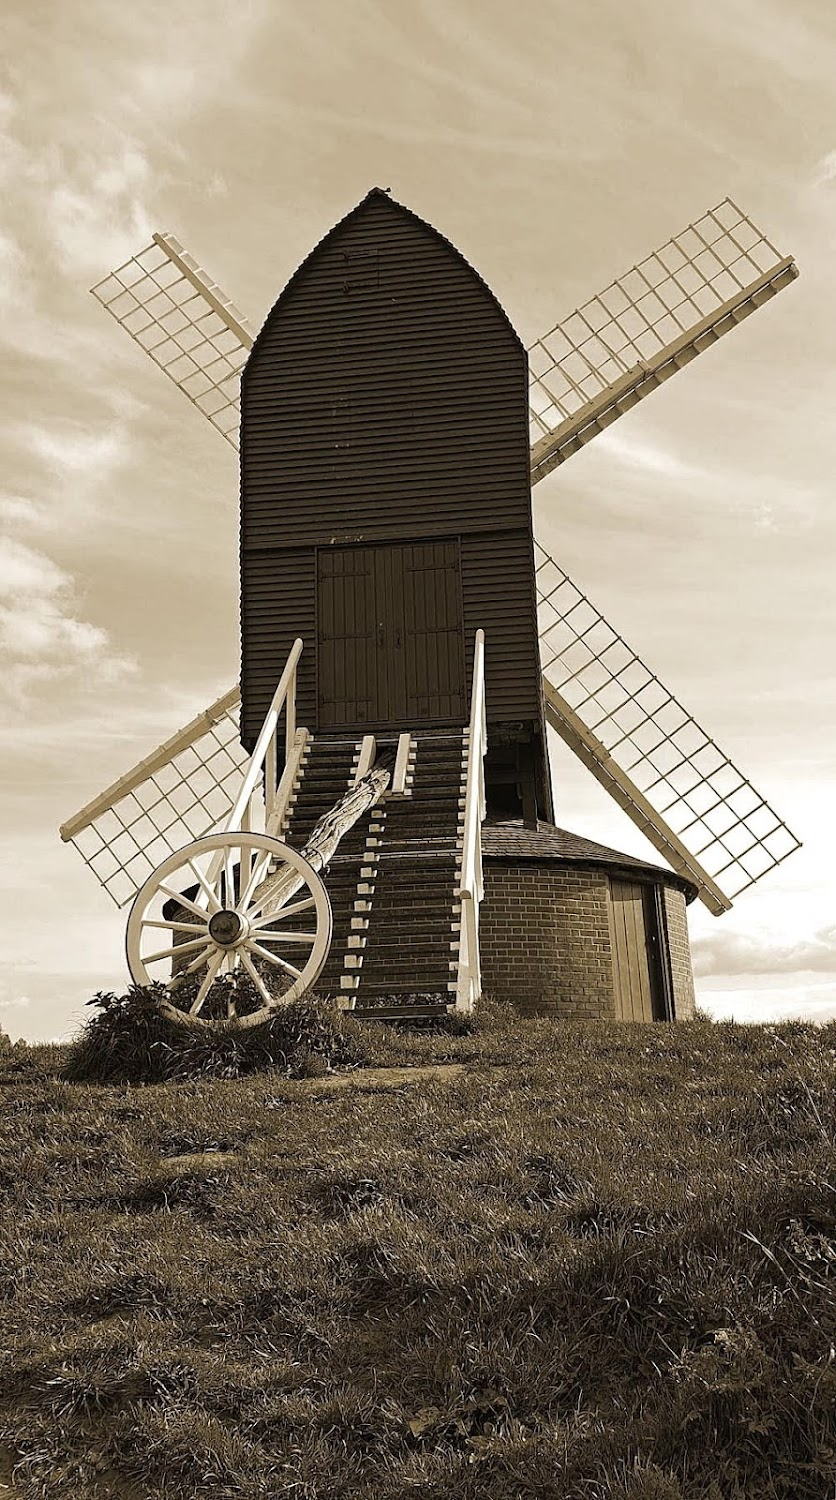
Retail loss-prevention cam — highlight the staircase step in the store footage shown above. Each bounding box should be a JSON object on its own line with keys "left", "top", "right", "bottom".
{"left": 356, "top": 969, "right": 457, "bottom": 987}
{"left": 357, "top": 984, "right": 455, "bottom": 1000}
{"left": 370, "top": 888, "right": 459, "bottom": 908}
{"left": 348, "top": 1004, "right": 452, "bottom": 1021}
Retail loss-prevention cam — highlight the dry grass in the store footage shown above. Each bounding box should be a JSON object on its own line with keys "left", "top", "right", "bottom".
{"left": 2, "top": 995, "right": 836, "bottom": 1498}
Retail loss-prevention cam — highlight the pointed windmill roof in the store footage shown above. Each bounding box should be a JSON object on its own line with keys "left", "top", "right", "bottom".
{"left": 244, "top": 185, "right": 523, "bottom": 363}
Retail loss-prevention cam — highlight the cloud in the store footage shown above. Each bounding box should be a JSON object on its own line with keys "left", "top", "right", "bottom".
{"left": 0, "top": 494, "right": 44, "bottom": 528}
{"left": 590, "top": 426, "right": 818, "bottom": 532}
{"left": 44, "top": 144, "right": 153, "bottom": 279}
{"left": 693, "top": 923, "right": 836, "bottom": 979}
{"left": 594, "top": 429, "right": 708, "bottom": 485}
{"left": 27, "top": 422, "right": 130, "bottom": 480}
{"left": 4, "top": 419, "right": 137, "bottom": 538}
{"left": 696, "top": 979, "right": 836, "bottom": 1029}
{"left": 812, "top": 150, "right": 836, "bottom": 188}
{"left": 0, "top": 227, "right": 24, "bottom": 308}
{"left": 0, "top": 538, "right": 135, "bottom": 704}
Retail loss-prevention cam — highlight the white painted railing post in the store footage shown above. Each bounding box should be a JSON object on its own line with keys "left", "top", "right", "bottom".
{"left": 454, "top": 629, "right": 487, "bottom": 1013}
{"left": 224, "top": 638, "right": 303, "bottom": 837}
{"left": 200, "top": 639, "right": 305, "bottom": 895}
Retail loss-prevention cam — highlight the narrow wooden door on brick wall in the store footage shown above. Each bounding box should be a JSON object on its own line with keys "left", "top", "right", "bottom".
{"left": 608, "top": 880, "right": 667, "bottom": 1022}
{"left": 317, "top": 540, "right": 465, "bottom": 727}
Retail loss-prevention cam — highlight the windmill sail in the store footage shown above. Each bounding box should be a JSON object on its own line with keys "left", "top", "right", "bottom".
{"left": 535, "top": 541, "right": 800, "bottom": 914}
{"left": 528, "top": 198, "right": 797, "bottom": 485}
{"left": 59, "top": 687, "right": 246, "bottom": 908}
{"left": 90, "top": 234, "right": 254, "bottom": 448}
{"left": 93, "top": 201, "right": 797, "bottom": 484}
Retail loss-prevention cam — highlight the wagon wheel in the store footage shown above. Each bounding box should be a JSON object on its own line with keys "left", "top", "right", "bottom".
{"left": 125, "top": 833, "right": 332, "bottom": 1029}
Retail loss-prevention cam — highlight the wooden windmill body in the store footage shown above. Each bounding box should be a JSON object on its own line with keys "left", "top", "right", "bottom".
{"left": 59, "top": 189, "right": 801, "bottom": 1026}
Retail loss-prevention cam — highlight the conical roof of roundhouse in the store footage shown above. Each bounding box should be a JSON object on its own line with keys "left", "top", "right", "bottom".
{"left": 482, "top": 819, "right": 699, "bottom": 904}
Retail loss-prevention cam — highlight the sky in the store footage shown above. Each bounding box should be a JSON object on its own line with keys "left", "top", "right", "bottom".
{"left": 2, "top": 0, "right": 835, "bottom": 1042}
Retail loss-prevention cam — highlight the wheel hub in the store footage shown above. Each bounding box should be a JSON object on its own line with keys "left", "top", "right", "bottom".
{"left": 208, "top": 908, "right": 248, "bottom": 948}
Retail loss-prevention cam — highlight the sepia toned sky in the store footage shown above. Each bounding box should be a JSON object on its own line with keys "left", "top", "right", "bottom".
{"left": 2, "top": 0, "right": 835, "bottom": 1042}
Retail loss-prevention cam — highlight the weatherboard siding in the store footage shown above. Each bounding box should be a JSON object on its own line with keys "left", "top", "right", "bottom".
{"left": 460, "top": 529, "right": 543, "bottom": 722}
{"left": 239, "top": 189, "right": 544, "bottom": 741}
{"left": 240, "top": 548, "right": 317, "bottom": 748}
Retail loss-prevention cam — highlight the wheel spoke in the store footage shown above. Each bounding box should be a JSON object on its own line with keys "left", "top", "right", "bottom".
{"left": 247, "top": 883, "right": 308, "bottom": 923}
{"left": 158, "top": 882, "right": 214, "bottom": 922}
{"left": 222, "top": 847, "right": 236, "bottom": 908}
{"left": 252, "top": 929, "right": 316, "bottom": 946}
{"left": 190, "top": 950, "right": 225, "bottom": 1014}
{"left": 144, "top": 935, "right": 211, "bottom": 965}
{"left": 187, "top": 858, "right": 222, "bottom": 913}
{"left": 142, "top": 918, "right": 207, "bottom": 935}
{"left": 251, "top": 897, "right": 315, "bottom": 929}
{"left": 240, "top": 838, "right": 253, "bottom": 909}
{"left": 130, "top": 834, "right": 327, "bottom": 1026}
{"left": 238, "top": 850, "right": 273, "bottom": 912}
{"left": 167, "top": 943, "right": 215, "bottom": 992}
{"left": 246, "top": 940, "right": 302, "bottom": 979}
{"left": 239, "top": 950, "right": 273, "bottom": 1007}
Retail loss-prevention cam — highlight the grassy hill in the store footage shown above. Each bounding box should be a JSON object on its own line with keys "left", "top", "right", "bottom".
{"left": 2, "top": 992, "right": 836, "bottom": 1499}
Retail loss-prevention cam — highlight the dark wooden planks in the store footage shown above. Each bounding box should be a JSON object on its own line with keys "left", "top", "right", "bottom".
{"left": 240, "top": 548, "right": 316, "bottom": 749}
{"left": 317, "top": 540, "right": 465, "bottom": 727}
{"left": 239, "top": 191, "right": 542, "bottom": 734}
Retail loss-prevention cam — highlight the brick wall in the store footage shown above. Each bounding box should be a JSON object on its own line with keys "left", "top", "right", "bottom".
{"left": 480, "top": 862, "right": 616, "bottom": 1021}
{"left": 663, "top": 885, "right": 696, "bottom": 1020}
{"left": 480, "top": 860, "right": 697, "bottom": 1024}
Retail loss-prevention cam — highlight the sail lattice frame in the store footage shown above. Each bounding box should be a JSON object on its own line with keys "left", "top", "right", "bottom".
{"left": 90, "top": 234, "right": 254, "bottom": 448}
{"left": 527, "top": 198, "right": 790, "bottom": 447}
{"left": 59, "top": 688, "right": 248, "bottom": 908}
{"left": 535, "top": 540, "right": 801, "bottom": 908}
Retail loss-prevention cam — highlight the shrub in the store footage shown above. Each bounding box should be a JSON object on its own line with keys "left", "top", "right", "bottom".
{"left": 60, "top": 979, "right": 373, "bottom": 1086}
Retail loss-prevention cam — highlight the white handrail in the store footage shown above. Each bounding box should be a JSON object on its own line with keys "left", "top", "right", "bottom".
{"left": 455, "top": 629, "right": 487, "bottom": 1013}
{"left": 223, "top": 638, "right": 303, "bottom": 834}
{"left": 200, "top": 639, "right": 304, "bottom": 895}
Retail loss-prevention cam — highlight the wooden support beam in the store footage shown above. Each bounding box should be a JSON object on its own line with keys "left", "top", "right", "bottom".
{"left": 543, "top": 678, "right": 731, "bottom": 916}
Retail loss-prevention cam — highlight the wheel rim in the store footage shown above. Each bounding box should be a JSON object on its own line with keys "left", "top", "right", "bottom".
{"left": 125, "top": 833, "right": 332, "bottom": 1028}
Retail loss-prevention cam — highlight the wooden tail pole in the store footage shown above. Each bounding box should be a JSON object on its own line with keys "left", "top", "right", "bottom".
{"left": 254, "top": 762, "right": 391, "bottom": 920}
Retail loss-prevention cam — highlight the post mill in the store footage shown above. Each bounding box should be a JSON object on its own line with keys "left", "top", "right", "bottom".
{"left": 59, "top": 188, "right": 801, "bottom": 1028}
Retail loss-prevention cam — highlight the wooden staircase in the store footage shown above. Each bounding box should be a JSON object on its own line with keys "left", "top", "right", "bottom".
{"left": 280, "top": 731, "right": 466, "bottom": 1021}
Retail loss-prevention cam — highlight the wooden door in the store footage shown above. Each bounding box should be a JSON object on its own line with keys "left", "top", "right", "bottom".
{"left": 402, "top": 541, "right": 466, "bottom": 722}
{"left": 317, "top": 546, "right": 378, "bottom": 727}
{"left": 608, "top": 880, "right": 666, "bottom": 1022}
{"left": 317, "top": 540, "right": 465, "bottom": 727}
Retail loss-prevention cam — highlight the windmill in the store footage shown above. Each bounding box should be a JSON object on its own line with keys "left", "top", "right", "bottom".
{"left": 59, "top": 190, "right": 801, "bottom": 1028}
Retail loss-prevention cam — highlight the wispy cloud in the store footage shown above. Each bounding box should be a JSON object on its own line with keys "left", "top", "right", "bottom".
{"left": 593, "top": 429, "right": 709, "bottom": 484}
{"left": 811, "top": 150, "right": 836, "bottom": 189}
{"left": 2, "top": 419, "right": 137, "bottom": 540}
{"left": 0, "top": 538, "right": 135, "bottom": 706}
{"left": 26, "top": 421, "right": 130, "bottom": 482}
{"left": 693, "top": 923, "right": 836, "bottom": 979}
{"left": 44, "top": 145, "right": 153, "bottom": 280}
{"left": 590, "top": 426, "right": 819, "bottom": 531}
